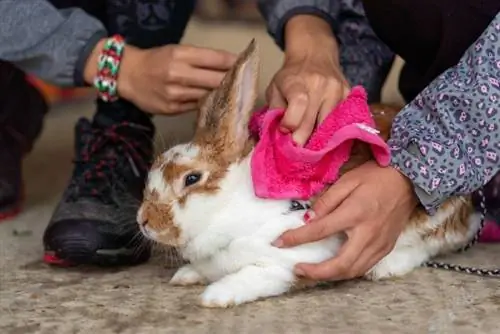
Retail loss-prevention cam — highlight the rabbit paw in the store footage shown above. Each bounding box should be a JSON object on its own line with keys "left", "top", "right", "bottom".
{"left": 169, "top": 265, "right": 207, "bottom": 286}
{"left": 198, "top": 265, "right": 294, "bottom": 308}
{"left": 199, "top": 282, "right": 243, "bottom": 308}
{"left": 366, "top": 246, "right": 429, "bottom": 281}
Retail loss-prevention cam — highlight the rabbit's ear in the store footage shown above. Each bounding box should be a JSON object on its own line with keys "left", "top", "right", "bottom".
{"left": 195, "top": 39, "right": 259, "bottom": 160}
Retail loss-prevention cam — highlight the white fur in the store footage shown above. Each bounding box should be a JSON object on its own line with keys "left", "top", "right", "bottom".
{"left": 141, "top": 153, "right": 342, "bottom": 306}
{"left": 138, "top": 41, "right": 479, "bottom": 308}
{"left": 368, "top": 210, "right": 481, "bottom": 280}
{"left": 140, "top": 148, "right": 479, "bottom": 308}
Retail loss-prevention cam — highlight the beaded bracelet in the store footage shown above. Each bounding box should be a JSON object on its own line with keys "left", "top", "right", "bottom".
{"left": 93, "top": 35, "right": 125, "bottom": 102}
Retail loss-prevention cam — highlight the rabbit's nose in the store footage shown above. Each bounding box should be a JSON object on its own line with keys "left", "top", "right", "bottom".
{"left": 142, "top": 220, "right": 149, "bottom": 226}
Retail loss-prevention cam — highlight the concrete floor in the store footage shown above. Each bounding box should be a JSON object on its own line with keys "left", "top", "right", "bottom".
{"left": 1, "top": 19, "right": 499, "bottom": 334}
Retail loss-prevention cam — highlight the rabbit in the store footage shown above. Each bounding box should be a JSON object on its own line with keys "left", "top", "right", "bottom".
{"left": 137, "top": 40, "right": 482, "bottom": 308}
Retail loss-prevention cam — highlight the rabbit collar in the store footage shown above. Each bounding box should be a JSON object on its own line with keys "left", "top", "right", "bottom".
{"left": 248, "top": 86, "right": 391, "bottom": 200}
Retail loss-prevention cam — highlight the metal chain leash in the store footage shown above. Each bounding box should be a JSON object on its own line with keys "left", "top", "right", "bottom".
{"left": 423, "top": 189, "right": 500, "bottom": 277}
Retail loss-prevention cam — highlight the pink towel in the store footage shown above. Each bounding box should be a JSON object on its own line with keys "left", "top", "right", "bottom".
{"left": 249, "top": 86, "right": 391, "bottom": 200}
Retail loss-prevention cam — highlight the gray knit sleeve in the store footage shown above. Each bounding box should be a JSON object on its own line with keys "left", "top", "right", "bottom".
{"left": 388, "top": 13, "right": 500, "bottom": 214}
{"left": 0, "top": 0, "right": 107, "bottom": 87}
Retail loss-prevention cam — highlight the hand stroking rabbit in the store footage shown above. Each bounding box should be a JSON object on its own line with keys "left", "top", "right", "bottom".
{"left": 137, "top": 40, "right": 481, "bottom": 308}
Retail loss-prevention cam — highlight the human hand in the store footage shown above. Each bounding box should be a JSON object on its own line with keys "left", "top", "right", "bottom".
{"left": 85, "top": 42, "right": 237, "bottom": 115}
{"left": 273, "top": 161, "right": 418, "bottom": 281}
{"left": 267, "top": 15, "right": 350, "bottom": 145}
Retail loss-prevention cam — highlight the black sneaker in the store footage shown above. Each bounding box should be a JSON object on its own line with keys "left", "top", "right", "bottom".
{"left": 43, "top": 110, "right": 155, "bottom": 266}
{"left": 0, "top": 62, "right": 47, "bottom": 221}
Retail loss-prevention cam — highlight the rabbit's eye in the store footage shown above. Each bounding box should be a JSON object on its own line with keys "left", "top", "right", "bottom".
{"left": 184, "top": 172, "right": 202, "bottom": 187}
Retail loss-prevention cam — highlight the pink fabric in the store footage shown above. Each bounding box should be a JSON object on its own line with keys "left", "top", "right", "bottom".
{"left": 479, "top": 220, "right": 500, "bottom": 243}
{"left": 249, "top": 86, "right": 391, "bottom": 200}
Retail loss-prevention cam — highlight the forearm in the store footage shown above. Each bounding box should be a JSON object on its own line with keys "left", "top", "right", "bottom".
{"left": 0, "top": 0, "right": 107, "bottom": 87}
{"left": 388, "top": 13, "right": 500, "bottom": 214}
{"left": 283, "top": 15, "right": 339, "bottom": 62}
{"left": 257, "top": 0, "right": 339, "bottom": 50}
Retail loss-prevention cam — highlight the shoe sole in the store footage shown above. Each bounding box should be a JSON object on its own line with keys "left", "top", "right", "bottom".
{"left": 43, "top": 243, "right": 150, "bottom": 267}
{"left": 0, "top": 204, "right": 22, "bottom": 222}
{"left": 43, "top": 249, "right": 150, "bottom": 267}
{"left": 0, "top": 184, "right": 24, "bottom": 223}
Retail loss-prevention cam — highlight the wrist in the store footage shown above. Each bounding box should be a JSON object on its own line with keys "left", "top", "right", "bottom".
{"left": 115, "top": 44, "right": 143, "bottom": 101}
{"left": 284, "top": 15, "right": 339, "bottom": 61}
{"left": 83, "top": 36, "right": 143, "bottom": 102}
{"left": 389, "top": 166, "right": 419, "bottom": 208}
{"left": 83, "top": 38, "right": 106, "bottom": 86}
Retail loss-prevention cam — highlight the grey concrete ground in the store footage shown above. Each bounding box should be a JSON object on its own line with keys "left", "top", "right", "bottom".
{"left": 1, "top": 20, "right": 499, "bottom": 334}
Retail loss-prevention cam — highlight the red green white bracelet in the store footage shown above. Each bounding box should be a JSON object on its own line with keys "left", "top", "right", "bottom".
{"left": 94, "top": 35, "right": 125, "bottom": 102}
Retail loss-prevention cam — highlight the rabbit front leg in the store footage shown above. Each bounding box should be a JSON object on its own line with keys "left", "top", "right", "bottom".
{"left": 169, "top": 264, "right": 208, "bottom": 286}
{"left": 199, "top": 265, "right": 295, "bottom": 308}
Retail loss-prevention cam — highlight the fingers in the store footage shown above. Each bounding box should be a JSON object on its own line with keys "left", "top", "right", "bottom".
{"left": 294, "top": 229, "right": 370, "bottom": 281}
{"left": 175, "top": 45, "right": 237, "bottom": 70}
{"left": 349, "top": 243, "right": 393, "bottom": 279}
{"left": 275, "top": 200, "right": 357, "bottom": 248}
{"left": 318, "top": 83, "right": 350, "bottom": 123}
{"left": 277, "top": 80, "right": 309, "bottom": 134}
{"left": 292, "top": 95, "right": 322, "bottom": 146}
{"left": 162, "top": 101, "right": 198, "bottom": 115}
{"left": 312, "top": 177, "right": 359, "bottom": 218}
{"left": 165, "top": 65, "right": 227, "bottom": 89}
{"left": 164, "top": 85, "right": 208, "bottom": 102}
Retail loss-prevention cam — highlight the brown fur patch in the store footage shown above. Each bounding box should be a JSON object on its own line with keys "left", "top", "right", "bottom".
{"left": 162, "top": 162, "right": 192, "bottom": 184}
{"left": 194, "top": 39, "right": 258, "bottom": 163}
{"left": 370, "top": 103, "right": 403, "bottom": 141}
{"left": 141, "top": 200, "right": 180, "bottom": 244}
{"left": 337, "top": 103, "right": 402, "bottom": 176}
{"left": 147, "top": 189, "right": 160, "bottom": 202}
{"left": 422, "top": 196, "right": 475, "bottom": 239}
{"left": 160, "top": 155, "right": 230, "bottom": 209}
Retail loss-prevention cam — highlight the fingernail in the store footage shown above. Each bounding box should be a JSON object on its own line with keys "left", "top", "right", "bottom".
{"left": 279, "top": 126, "right": 290, "bottom": 134}
{"left": 294, "top": 267, "right": 306, "bottom": 277}
{"left": 272, "top": 238, "right": 284, "bottom": 248}
{"left": 303, "top": 210, "right": 316, "bottom": 223}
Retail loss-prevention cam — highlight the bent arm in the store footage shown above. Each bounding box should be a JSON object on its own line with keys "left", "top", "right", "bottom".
{"left": 0, "top": 0, "right": 107, "bottom": 87}
{"left": 388, "top": 13, "right": 500, "bottom": 213}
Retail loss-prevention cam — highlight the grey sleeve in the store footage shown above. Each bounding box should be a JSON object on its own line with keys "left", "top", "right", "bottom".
{"left": 257, "top": 0, "right": 339, "bottom": 49}
{"left": 388, "top": 13, "right": 500, "bottom": 214}
{"left": 0, "top": 0, "right": 107, "bottom": 87}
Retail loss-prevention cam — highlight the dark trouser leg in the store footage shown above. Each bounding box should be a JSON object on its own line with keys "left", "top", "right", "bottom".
{"left": 362, "top": 0, "right": 500, "bottom": 102}
{"left": 0, "top": 62, "right": 48, "bottom": 221}
{"left": 43, "top": 0, "right": 196, "bottom": 266}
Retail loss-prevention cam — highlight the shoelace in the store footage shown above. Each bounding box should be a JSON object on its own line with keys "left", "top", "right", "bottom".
{"left": 68, "top": 121, "right": 153, "bottom": 204}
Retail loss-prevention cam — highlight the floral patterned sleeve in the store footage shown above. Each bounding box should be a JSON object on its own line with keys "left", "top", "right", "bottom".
{"left": 388, "top": 13, "right": 500, "bottom": 214}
